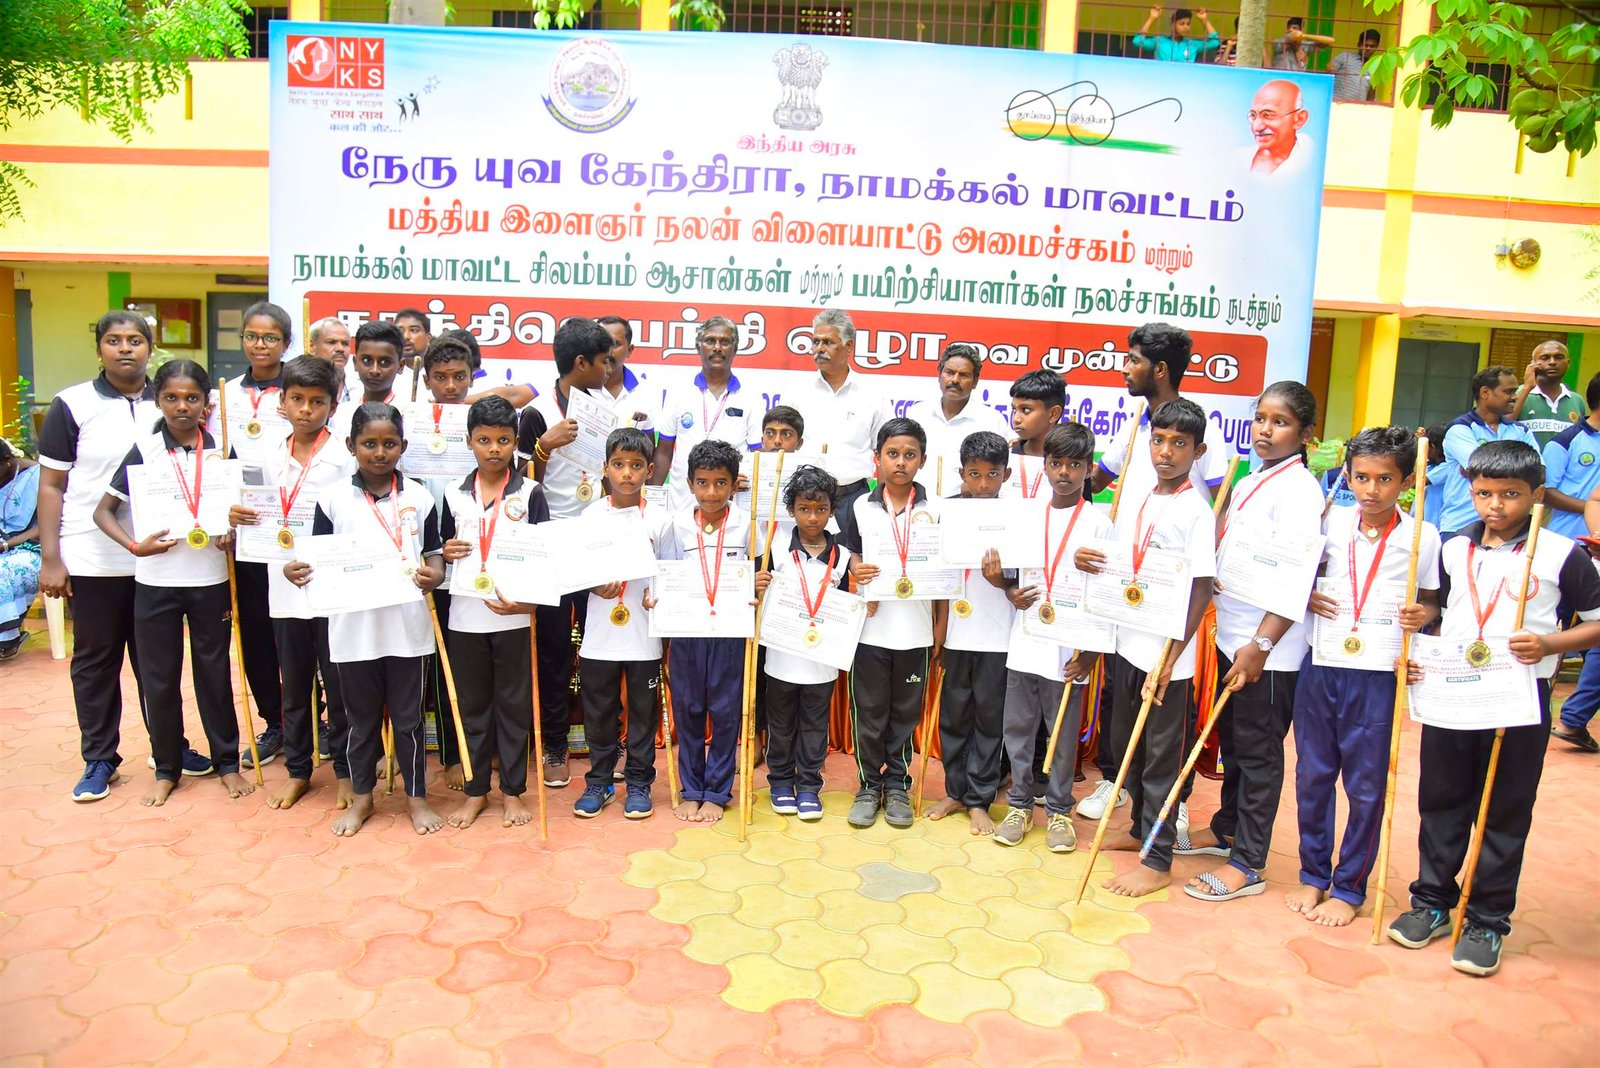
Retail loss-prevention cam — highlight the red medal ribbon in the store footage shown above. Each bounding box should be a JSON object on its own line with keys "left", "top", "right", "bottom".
{"left": 887, "top": 492, "right": 916, "bottom": 581}
{"left": 1042, "top": 497, "right": 1086, "bottom": 603}
{"left": 278, "top": 430, "right": 328, "bottom": 528}
{"left": 1130, "top": 480, "right": 1191, "bottom": 581}
{"left": 432, "top": 403, "right": 444, "bottom": 435}
{"left": 695, "top": 508, "right": 729, "bottom": 615}
{"left": 246, "top": 384, "right": 276, "bottom": 420}
{"left": 1346, "top": 510, "right": 1398, "bottom": 632}
{"left": 362, "top": 475, "right": 408, "bottom": 564}
{"left": 1219, "top": 456, "right": 1303, "bottom": 541}
{"left": 474, "top": 471, "right": 508, "bottom": 574}
{"left": 167, "top": 440, "right": 205, "bottom": 531}
{"left": 1466, "top": 540, "right": 1522, "bottom": 641}
{"left": 793, "top": 546, "right": 838, "bottom": 624}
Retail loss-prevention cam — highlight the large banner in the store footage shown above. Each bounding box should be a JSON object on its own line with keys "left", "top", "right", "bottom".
{"left": 269, "top": 24, "right": 1330, "bottom": 456}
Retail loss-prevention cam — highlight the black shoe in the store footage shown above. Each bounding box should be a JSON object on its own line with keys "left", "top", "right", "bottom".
{"left": 1551, "top": 723, "right": 1600, "bottom": 753}
{"left": 318, "top": 721, "right": 331, "bottom": 760}
{"left": 847, "top": 788, "right": 881, "bottom": 828}
{"left": 1388, "top": 906, "right": 1451, "bottom": 949}
{"left": 1451, "top": 922, "right": 1504, "bottom": 977}
{"left": 242, "top": 726, "right": 283, "bottom": 769}
{"left": 883, "top": 789, "right": 913, "bottom": 828}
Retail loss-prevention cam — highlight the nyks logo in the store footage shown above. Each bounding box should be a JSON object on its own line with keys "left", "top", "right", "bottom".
{"left": 286, "top": 36, "right": 385, "bottom": 90}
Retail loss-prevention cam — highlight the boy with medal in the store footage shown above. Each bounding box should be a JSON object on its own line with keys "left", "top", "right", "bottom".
{"left": 1390, "top": 440, "right": 1600, "bottom": 976}
{"left": 840, "top": 418, "right": 939, "bottom": 829}
{"left": 574, "top": 428, "right": 679, "bottom": 821}
{"left": 1073, "top": 399, "right": 1217, "bottom": 897}
{"left": 1002, "top": 370, "right": 1066, "bottom": 501}
{"left": 329, "top": 320, "right": 406, "bottom": 443}
{"left": 925, "top": 431, "right": 1014, "bottom": 834}
{"left": 439, "top": 396, "right": 548, "bottom": 829}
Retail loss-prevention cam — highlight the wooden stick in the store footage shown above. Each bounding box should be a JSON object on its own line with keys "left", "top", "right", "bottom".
{"left": 427, "top": 594, "right": 474, "bottom": 783}
{"left": 217, "top": 385, "right": 265, "bottom": 785}
{"left": 1073, "top": 639, "right": 1174, "bottom": 904}
{"left": 936, "top": 456, "right": 943, "bottom": 499}
{"left": 1039, "top": 673, "right": 1079, "bottom": 786}
{"left": 301, "top": 297, "right": 311, "bottom": 352}
{"left": 738, "top": 453, "right": 762, "bottom": 840}
{"left": 310, "top": 673, "right": 321, "bottom": 770}
{"left": 1371, "top": 431, "right": 1431, "bottom": 943}
{"left": 760, "top": 450, "right": 786, "bottom": 568}
{"left": 1140, "top": 688, "right": 1235, "bottom": 858}
{"left": 1106, "top": 401, "right": 1146, "bottom": 523}
{"left": 383, "top": 714, "right": 395, "bottom": 795}
{"left": 528, "top": 617, "right": 548, "bottom": 840}
{"left": 748, "top": 451, "right": 786, "bottom": 828}
{"left": 1451, "top": 502, "right": 1543, "bottom": 946}
{"left": 912, "top": 659, "right": 946, "bottom": 818}
{"left": 659, "top": 656, "right": 681, "bottom": 808}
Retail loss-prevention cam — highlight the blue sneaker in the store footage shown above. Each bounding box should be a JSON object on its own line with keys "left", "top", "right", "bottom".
{"left": 72, "top": 760, "right": 119, "bottom": 802}
{"left": 770, "top": 787, "right": 799, "bottom": 816}
{"left": 242, "top": 726, "right": 282, "bottom": 769}
{"left": 146, "top": 748, "right": 215, "bottom": 777}
{"left": 573, "top": 784, "right": 614, "bottom": 818}
{"left": 796, "top": 792, "right": 823, "bottom": 822}
{"left": 1452, "top": 922, "right": 1504, "bottom": 977}
{"left": 623, "top": 786, "right": 653, "bottom": 820}
{"left": 1388, "top": 906, "right": 1452, "bottom": 949}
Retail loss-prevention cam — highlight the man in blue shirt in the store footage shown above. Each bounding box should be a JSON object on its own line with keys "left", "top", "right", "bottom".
{"left": 1436, "top": 365, "right": 1537, "bottom": 535}
{"left": 1541, "top": 373, "right": 1600, "bottom": 539}
{"left": 1132, "top": 6, "right": 1220, "bottom": 62}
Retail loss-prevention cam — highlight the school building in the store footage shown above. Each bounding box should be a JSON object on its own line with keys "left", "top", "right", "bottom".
{"left": 1, "top": 0, "right": 1595, "bottom": 438}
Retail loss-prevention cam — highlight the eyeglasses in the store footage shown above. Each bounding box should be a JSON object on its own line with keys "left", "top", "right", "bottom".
{"left": 242, "top": 332, "right": 284, "bottom": 345}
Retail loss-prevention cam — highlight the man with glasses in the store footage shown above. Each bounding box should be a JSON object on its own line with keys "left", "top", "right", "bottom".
{"left": 651, "top": 317, "right": 764, "bottom": 510}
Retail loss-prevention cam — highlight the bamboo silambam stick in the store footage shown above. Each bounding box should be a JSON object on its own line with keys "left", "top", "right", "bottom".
{"left": 528, "top": 618, "right": 548, "bottom": 840}
{"left": 1140, "top": 688, "right": 1235, "bottom": 859}
{"left": 659, "top": 658, "right": 681, "bottom": 809}
{"left": 1371, "top": 431, "right": 1431, "bottom": 943}
{"left": 1450, "top": 502, "right": 1543, "bottom": 947}
{"left": 218, "top": 384, "right": 265, "bottom": 784}
{"left": 746, "top": 451, "right": 786, "bottom": 827}
{"left": 911, "top": 659, "right": 946, "bottom": 818}
{"left": 427, "top": 593, "right": 475, "bottom": 784}
{"left": 1106, "top": 402, "right": 1146, "bottom": 523}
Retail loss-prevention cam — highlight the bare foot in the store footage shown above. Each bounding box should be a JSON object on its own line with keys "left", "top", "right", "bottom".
{"left": 697, "top": 801, "right": 725, "bottom": 824}
{"left": 1307, "top": 897, "right": 1357, "bottom": 927}
{"left": 220, "top": 771, "right": 256, "bottom": 799}
{"left": 268, "top": 777, "right": 310, "bottom": 810}
{"left": 141, "top": 779, "right": 177, "bottom": 807}
{"left": 447, "top": 794, "right": 487, "bottom": 829}
{"left": 335, "top": 778, "right": 354, "bottom": 809}
{"left": 1103, "top": 834, "right": 1143, "bottom": 852}
{"left": 1103, "top": 865, "right": 1172, "bottom": 898}
{"left": 332, "top": 793, "right": 374, "bottom": 836}
{"left": 444, "top": 763, "right": 465, "bottom": 791}
{"left": 1286, "top": 884, "right": 1324, "bottom": 915}
{"left": 409, "top": 797, "right": 445, "bottom": 834}
{"left": 675, "top": 800, "right": 701, "bottom": 821}
{"left": 967, "top": 806, "right": 996, "bottom": 835}
{"left": 502, "top": 794, "right": 533, "bottom": 827}
{"left": 927, "top": 797, "right": 963, "bottom": 821}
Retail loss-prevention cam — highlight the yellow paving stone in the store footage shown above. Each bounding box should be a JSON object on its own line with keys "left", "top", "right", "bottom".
{"left": 895, "top": 893, "right": 989, "bottom": 939}
{"left": 699, "top": 851, "right": 782, "bottom": 892}
{"left": 909, "top": 961, "right": 1016, "bottom": 1023}
{"left": 771, "top": 919, "right": 868, "bottom": 972}
{"left": 946, "top": 926, "right": 1044, "bottom": 979}
{"left": 917, "top": 816, "right": 980, "bottom": 847}
{"left": 1006, "top": 864, "right": 1083, "bottom": 906}
{"left": 1033, "top": 930, "right": 1132, "bottom": 982}
{"left": 886, "top": 836, "right": 950, "bottom": 873}
{"left": 683, "top": 913, "right": 780, "bottom": 964}
{"left": 859, "top": 921, "right": 957, "bottom": 973}
{"left": 1062, "top": 901, "right": 1153, "bottom": 945}
{"left": 621, "top": 850, "right": 707, "bottom": 889}
{"left": 812, "top": 837, "right": 896, "bottom": 873}
{"left": 813, "top": 888, "right": 906, "bottom": 935}
{"left": 651, "top": 880, "right": 742, "bottom": 924}
{"left": 662, "top": 829, "right": 748, "bottom": 862}
{"left": 927, "top": 865, "right": 1016, "bottom": 905}
{"left": 769, "top": 858, "right": 860, "bottom": 897}
{"left": 742, "top": 832, "right": 823, "bottom": 866}
{"left": 814, "top": 957, "right": 920, "bottom": 1017}
{"left": 721, "top": 952, "right": 825, "bottom": 1013}
{"left": 1002, "top": 966, "right": 1108, "bottom": 1028}
{"left": 978, "top": 895, "right": 1070, "bottom": 942}
{"left": 734, "top": 883, "right": 823, "bottom": 928}
{"left": 957, "top": 837, "right": 1044, "bottom": 874}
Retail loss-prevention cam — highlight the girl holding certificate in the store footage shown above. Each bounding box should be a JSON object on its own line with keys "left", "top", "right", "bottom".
{"left": 94, "top": 360, "right": 250, "bottom": 807}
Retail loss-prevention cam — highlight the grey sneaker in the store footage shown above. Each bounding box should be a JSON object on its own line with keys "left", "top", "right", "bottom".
{"left": 1451, "top": 923, "right": 1504, "bottom": 977}
{"left": 883, "top": 789, "right": 914, "bottom": 828}
{"left": 994, "top": 806, "right": 1030, "bottom": 847}
{"left": 1388, "top": 906, "right": 1451, "bottom": 949}
{"left": 847, "top": 788, "right": 881, "bottom": 828}
{"left": 1046, "top": 813, "right": 1077, "bottom": 853}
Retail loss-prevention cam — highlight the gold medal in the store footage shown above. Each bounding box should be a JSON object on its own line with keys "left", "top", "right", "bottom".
{"left": 610, "top": 603, "right": 631, "bottom": 627}
{"left": 1124, "top": 584, "right": 1143, "bottom": 607}
{"left": 428, "top": 433, "right": 448, "bottom": 455}
{"left": 1466, "top": 639, "right": 1492, "bottom": 668}
{"left": 186, "top": 526, "right": 210, "bottom": 550}
{"left": 1037, "top": 602, "right": 1057, "bottom": 625}
{"left": 952, "top": 599, "right": 972, "bottom": 618}
{"left": 245, "top": 420, "right": 263, "bottom": 439}
{"left": 576, "top": 479, "right": 595, "bottom": 503}
{"left": 276, "top": 526, "right": 295, "bottom": 551}
{"left": 894, "top": 575, "right": 914, "bottom": 599}
{"left": 400, "top": 562, "right": 418, "bottom": 581}
{"left": 473, "top": 572, "right": 495, "bottom": 594}
{"left": 803, "top": 625, "right": 822, "bottom": 647}
{"left": 1342, "top": 633, "right": 1364, "bottom": 656}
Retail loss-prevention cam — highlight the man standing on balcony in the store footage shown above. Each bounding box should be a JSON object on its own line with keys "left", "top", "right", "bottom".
{"left": 1330, "top": 30, "right": 1382, "bottom": 102}
{"left": 1271, "top": 17, "right": 1335, "bottom": 71}
{"left": 1131, "top": 6, "right": 1219, "bottom": 63}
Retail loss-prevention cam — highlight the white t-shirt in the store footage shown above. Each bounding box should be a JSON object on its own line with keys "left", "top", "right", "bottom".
{"left": 579, "top": 495, "right": 680, "bottom": 662}
{"left": 656, "top": 374, "right": 763, "bottom": 512}
{"left": 1315, "top": 505, "right": 1442, "bottom": 664}
{"left": 327, "top": 389, "right": 400, "bottom": 446}
{"left": 1097, "top": 405, "right": 1235, "bottom": 518}
{"left": 592, "top": 366, "right": 657, "bottom": 434}
{"left": 904, "top": 395, "right": 1012, "bottom": 498}
{"left": 765, "top": 531, "right": 849, "bottom": 686}
{"left": 999, "top": 445, "right": 1053, "bottom": 502}
{"left": 1213, "top": 458, "right": 1325, "bottom": 671}
{"left": 838, "top": 485, "right": 939, "bottom": 651}
{"left": 105, "top": 428, "right": 229, "bottom": 588}
{"left": 790, "top": 373, "right": 888, "bottom": 487}
{"left": 1112, "top": 486, "right": 1217, "bottom": 682}
{"left": 254, "top": 431, "right": 357, "bottom": 620}
{"left": 1007, "top": 499, "right": 1116, "bottom": 678}
{"left": 441, "top": 470, "right": 549, "bottom": 634}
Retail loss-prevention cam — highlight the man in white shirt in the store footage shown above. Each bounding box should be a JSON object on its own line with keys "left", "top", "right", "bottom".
{"left": 595, "top": 315, "right": 658, "bottom": 435}
{"left": 651, "top": 317, "right": 763, "bottom": 511}
{"left": 790, "top": 309, "right": 888, "bottom": 510}
{"left": 905, "top": 343, "right": 1013, "bottom": 497}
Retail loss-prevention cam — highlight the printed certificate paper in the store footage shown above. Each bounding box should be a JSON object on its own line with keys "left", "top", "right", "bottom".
{"left": 546, "top": 512, "right": 660, "bottom": 596}
{"left": 1019, "top": 567, "right": 1116, "bottom": 652}
{"left": 1406, "top": 634, "right": 1540, "bottom": 730}
{"left": 234, "top": 484, "right": 319, "bottom": 564}
{"left": 222, "top": 407, "right": 290, "bottom": 470}
{"left": 758, "top": 570, "right": 868, "bottom": 671}
{"left": 398, "top": 402, "right": 474, "bottom": 478}
{"left": 299, "top": 533, "right": 424, "bottom": 615}
{"left": 556, "top": 387, "right": 618, "bottom": 474}
{"left": 938, "top": 498, "right": 1046, "bottom": 568}
{"left": 127, "top": 458, "right": 243, "bottom": 541}
{"left": 649, "top": 559, "right": 756, "bottom": 638}
{"left": 1081, "top": 538, "right": 1191, "bottom": 639}
{"left": 861, "top": 526, "right": 962, "bottom": 601}
{"left": 1311, "top": 578, "right": 1408, "bottom": 670}
{"left": 1217, "top": 527, "right": 1325, "bottom": 620}
{"left": 737, "top": 452, "right": 826, "bottom": 529}
{"left": 447, "top": 522, "right": 559, "bottom": 606}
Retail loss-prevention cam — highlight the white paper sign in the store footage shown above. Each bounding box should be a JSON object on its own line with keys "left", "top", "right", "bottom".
{"left": 299, "top": 533, "right": 425, "bottom": 615}
{"left": 649, "top": 558, "right": 756, "bottom": 638}
{"left": 1019, "top": 567, "right": 1117, "bottom": 652}
{"left": 1310, "top": 578, "right": 1408, "bottom": 670}
{"left": 128, "top": 456, "right": 243, "bottom": 541}
{"left": 938, "top": 497, "right": 1046, "bottom": 567}
{"left": 222, "top": 404, "right": 291, "bottom": 470}
{"left": 447, "top": 521, "right": 559, "bottom": 606}
{"left": 1217, "top": 526, "right": 1326, "bottom": 620}
{"left": 861, "top": 525, "right": 962, "bottom": 601}
{"left": 1406, "top": 634, "right": 1541, "bottom": 730}
{"left": 1081, "top": 537, "right": 1192, "bottom": 640}
{"left": 398, "top": 401, "right": 475, "bottom": 478}
{"left": 547, "top": 512, "right": 660, "bottom": 596}
{"left": 758, "top": 569, "right": 868, "bottom": 671}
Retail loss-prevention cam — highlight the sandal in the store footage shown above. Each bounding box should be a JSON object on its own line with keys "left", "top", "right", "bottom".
{"left": 1551, "top": 724, "right": 1600, "bottom": 753}
{"left": 1174, "top": 828, "right": 1232, "bottom": 857}
{"left": 1183, "top": 859, "right": 1266, "bottom": 902}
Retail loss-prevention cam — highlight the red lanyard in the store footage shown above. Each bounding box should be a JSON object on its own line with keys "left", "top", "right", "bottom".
{"left": 363, "top": 476, "right": 408, "bottom": 562}
{"left": 695, "top": 508, "right": 728, "bottom": 615}
{"left": 1043, "top": 497, "right": 1085, "bottom": 601}
{"left": 1220, "top": 457, "right": 1302, "bottom": 540}
{"left": 432, "top": 403, "right": 444, "bottom": 435}
{"left": 702, "top": 386, "right": 731, "bottom": 436}
{"left": 793, "top": 546, "right": 837, "bottom": 623}
{"left": 887, "top": 492, "right": 916, "bottom": 579}
{"left": 1466, "top": 540, "right": 1522, "bottom": 640}
{"left": 1016, "top": 453, "right": 1044, "bottom": 498}
{"left": 474, "top": 472, "right": 507, "bottom": 574}
{"left": 1131, "top": 481, "right": 1191, "bottom": 580}
{"left": 1346, "top": 511, "right": 1398, "bottom": 631}
{"left": 279, "top": 431, "right": 327, "bottom": 526}
{"left": 167, "top": 442, "right": 204, "bottom": 530}
{"left": 246, "top": 385, "right": 276, "bottom": 420}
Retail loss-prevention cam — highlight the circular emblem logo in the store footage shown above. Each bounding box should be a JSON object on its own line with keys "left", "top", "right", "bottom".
{"left": 1570, "top": 411, "right": 1581, "bottom": 422}
{"left": 1580, "top": 452, "right": 1595, "bottom": 468}
{"left": 544, "top": 38, "right": 634, "bottom": 134}
{"left": 503, "top": 496, "right": 527, "bottom": 521}
{"left": 680, "top": 412, "right": 695, "bottom": 431}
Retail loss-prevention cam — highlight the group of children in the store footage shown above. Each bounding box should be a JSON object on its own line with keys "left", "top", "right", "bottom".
{"left": 89, "top": 305, "right": 1590, "bottom": 979}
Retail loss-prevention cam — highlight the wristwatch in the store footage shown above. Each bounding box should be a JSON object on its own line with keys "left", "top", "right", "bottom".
{"left": 1251, "top": 635, "right": 1275, "bottom": 653}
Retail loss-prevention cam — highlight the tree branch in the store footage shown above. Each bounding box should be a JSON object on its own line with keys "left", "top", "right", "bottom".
{"left": 1553, "top": 0, "right": 1599, "bottom": 28}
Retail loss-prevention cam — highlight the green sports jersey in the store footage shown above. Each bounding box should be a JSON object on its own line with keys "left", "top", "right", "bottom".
{"left": 1520, "top": 386, "right": 1588, "bottom": 448}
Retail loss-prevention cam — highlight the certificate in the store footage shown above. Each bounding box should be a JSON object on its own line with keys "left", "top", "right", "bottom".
{"left": 127, "top": 457, "right": 243, "bottom": 541}
{"left": 398, "top": 402, "right": 475, "bottom": 478}
{"left": 1406, "top": 634, "right": 1540, "bottom": 730}
{"left": 737, "top": 451, "right": 826, "bottom": 530}
{"left": 648, "top": 559, "right": 756, "bottom": 638}
{"left": 556, "top": 387, "right": 617, "bottom": 474}
{"left": 758, "top": 570, "right": 867, "bottom": 671}
{"left": 547, "top": 512, "right": 660, "bottom": 596}
{"left": 1019, "top": 567, "right": 1117, "bottom": 652}
{"left": 860, "top": 525, "right": 962, "bottom": 601}
{"left": 642, "top": 486, "right": 670, "bottom": 508}
{"left": 1081, "top": 538, "right": 1192, "bottom": 640}
{"left": 1311, "top": 578, "right": 1407, "bottom": 670}
{"left": 234, "top": 484, "right": 321, "bottom": 564}
{"left": 298, "top": 533, "right": 424, "bottom": 615}
{"left": 222, "top": 405, "right": 290, "bottom": 470}
{"left": 938, "top": 497, "right": 1045, "bottom": 567}
{"left": 1217, "top": 527, "right": 1325, "bottom": 620}
{"left": 447, "top": 521, "right": 559, "bottom": 606}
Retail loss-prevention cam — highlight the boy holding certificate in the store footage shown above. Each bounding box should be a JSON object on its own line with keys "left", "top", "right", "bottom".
{"left": 1074, "top": 399, "right": 1216, "bottom": 897}
{"left": 1291, "top": 426, "right": 1441, "bottom": 926}
{"left": 659, "top": 439, "right": 752, "bottom": 823}
{"left": 575, "top": 427, "right": 678, "bottom": 821}
{"left": 1004, "top": 370, "right": 1066, "bottom": 501}
{"left": 439, "top": 396, "right": 549, "bottom": 829}
{"left": 1390, "top": 440, "right": 1600, "bottom": 976}
{"left": 840, "top": 418, "right": 938, "bottom": 830}
{"left": 229, "top": 355, "right": 356, "bottom": 812}
{"left": 927, "top": 431, "right": 1012, "bottom": 834}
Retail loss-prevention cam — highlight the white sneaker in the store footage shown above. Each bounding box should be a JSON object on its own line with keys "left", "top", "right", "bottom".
{"left": 1076, "top": 779, "right": 1130, "bottom": 820}
{"left": 1177, "top": 801, "right": 1190, "bottom": 835}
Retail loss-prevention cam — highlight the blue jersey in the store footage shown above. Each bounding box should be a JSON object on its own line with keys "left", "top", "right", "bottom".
{"left": 1542, "top": 421, "right": 1600, "bottom": 538}
{"left": 1437, "top": 412, "right": 1537, "bottom": 534}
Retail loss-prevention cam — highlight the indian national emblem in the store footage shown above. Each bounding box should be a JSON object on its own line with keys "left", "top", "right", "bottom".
{"left": 773, "top": 43, "right": 828, "bottom": 131}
